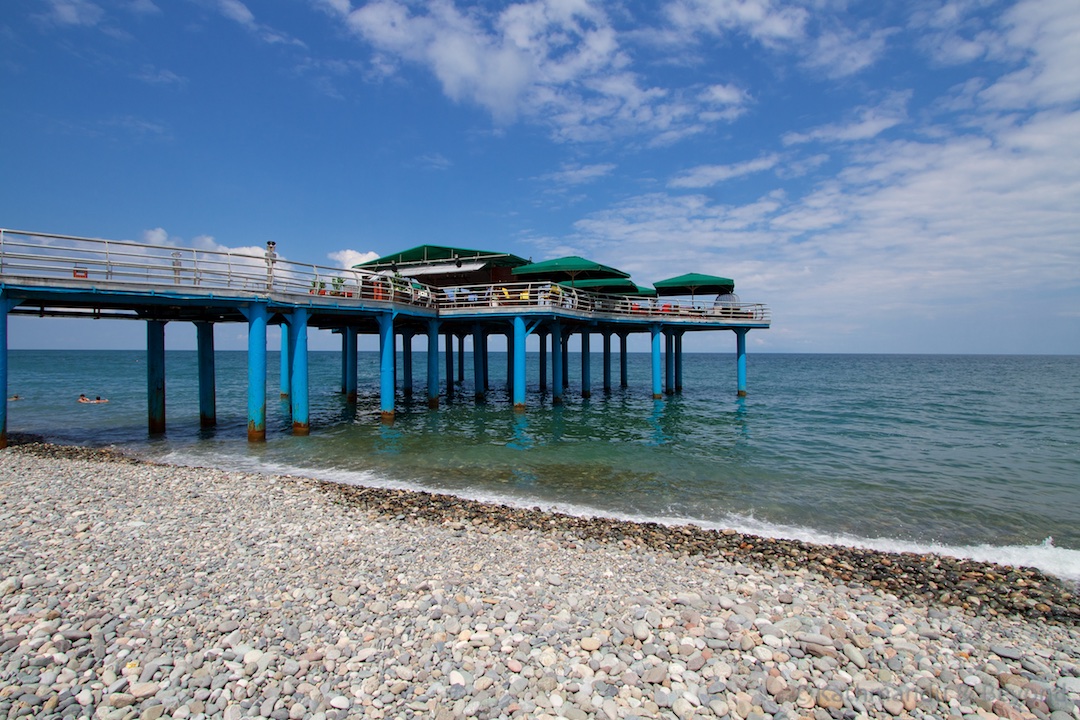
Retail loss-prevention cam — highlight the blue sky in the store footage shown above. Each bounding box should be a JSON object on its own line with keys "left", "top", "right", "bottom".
{"left": 2, "top": 0, "right": 1078, "bottom": 354}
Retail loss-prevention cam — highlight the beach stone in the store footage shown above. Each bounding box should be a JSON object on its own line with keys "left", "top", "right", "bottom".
{"left": 1057, "top": 677, "right": 1080, "bottom": 694}
{"left": 765, "top": 676, "right": 786, "bottom": 696}
{"left": 843, "top": 644, "right": 867, "bottom": 669}
{"left": 1047, "top": 691, "right": 1075, "bottom": 713}
{"left": 991, "top": 645, "right": 1024, "bottom": 661}
{"left": 107, "top": 693, "right": 136, "bottom": 708}
{"left": 140, "top": 705, "right": 166, "bottom": 720}
{"left": 672, "top": 697, "right": 695, "bottom": 719}
{"left": 883, "top": 698, "right": 904, "bottom": 716}
{"left": 581, "top": 637, "right": 602, "bottom": 652}
{"left": 817, "top": 690, "right": 843, "bottom": 710}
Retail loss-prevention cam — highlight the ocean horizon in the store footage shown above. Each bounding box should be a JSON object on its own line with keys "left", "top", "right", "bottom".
{"left": 6, "top": 349, "right": 1079, "bottom": 582}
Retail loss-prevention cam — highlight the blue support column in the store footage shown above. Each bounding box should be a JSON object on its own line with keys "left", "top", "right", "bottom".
{"left": 377, "top": 312, "right": 395, "bottom": 422}
{"left": 650, "top": 324, "right": 663, "bottom": 400}
{"left": 402, "top": 330, "right": 414, "bottom": 397}
{"left": 506, "top": 333, "right": 514, "bottom": 392}
{"left": 457, "top": 334, "right": 465, "bottom": 384}
{"left": 538, "top": 330, "right": 547, "bottom": 393}
{"left": 0, "top": 297, "right": 20, "bottom": 449}
{"left": 245, "top": 303, "right": 268, "bottom": 442}
{"left": 619, "top": 332, "right": 628, "bottom": 388}
{"left": 147, "top": 320, "right": 166, "bottom": 435}
{"left": 472, "top": 325, "right": 485, "bottom": 402}
{"left": 340, "top": 331, "right": 348, "bottom": 393}
{"left": 602, "top": 332, "right": 612, "bottom": 393}
{"left": 196, "top": 321, "right": 216, "bottom": 428}
{"left": 482, "top": 331, "right": 490, "bottom": 391}
{"left": 336, "top": 332, "right": 345, "bottom": 395}
{"left": 561, "top": 331, "right": 570, "bottom": 390}
{"left": 581, "top": 330, "right": 592, "bottom": 398}
{"left": 736, "top": 328, "right": 748, "bottom": 397}
{"left": 427, "top": 319, "right": 440, "bottom": 409}
{"left": 444, "top": 330, "right": 455, "bottom": 398}
{"left": 345, "top": 326, "right": 358, "bottom": 403}
{"left": 279, "top": 324, "right": 290, "bottom": 399}
{"left": 664, "top": 330, "right": 675, "bottom": 396}
{"left": 675, "top": 331, "right": 684, "bottom": 393}
{"left": 551, "top": 323, "right": 563, "bottom": 405}
{"left": 288, "top": 308, "right": 309, "bottom": 436}
{"left": 512, "top": 316, "right": 527, "bottom": 410}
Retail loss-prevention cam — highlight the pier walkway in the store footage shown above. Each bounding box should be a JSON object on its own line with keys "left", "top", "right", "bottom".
{"left": 0, "top": 229, "right": 770, "bottom": 446}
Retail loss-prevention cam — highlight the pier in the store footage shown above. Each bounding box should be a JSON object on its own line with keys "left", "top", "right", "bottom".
{"left": 0, "top": 229, "right": 770, "bottom": 447}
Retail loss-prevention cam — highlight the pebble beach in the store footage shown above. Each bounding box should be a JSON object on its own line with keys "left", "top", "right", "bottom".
{"left": 1, "top": 441, "right": 1078, "bottom": 720}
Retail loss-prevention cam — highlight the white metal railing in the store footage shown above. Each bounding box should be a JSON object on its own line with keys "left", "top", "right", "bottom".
{"left": 437, "top": 281, "right": 770, "bottom": 322}
{"left": 0, "top": 229, "right": 769, "bottom": 324}
{"left": 0, "top": 228, "right": 435, "bottom": 308}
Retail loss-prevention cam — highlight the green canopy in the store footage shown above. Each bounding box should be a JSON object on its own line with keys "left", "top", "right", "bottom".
{"left": 511, "top": 255, "right": 630, "bottom": 285}
{"left": 630, "top": 285, "right": 659, "bottom": 298}
{"left": 355, "top": 244, "right": 528, "bottom": 271}
{"left": 652, "top": 272, "right": 735, "bottom": 298}
{"left": 554, "top": 278, "right": 657, "bottom": 297}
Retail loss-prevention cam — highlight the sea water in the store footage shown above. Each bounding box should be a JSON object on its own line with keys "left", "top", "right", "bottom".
{"left": 6, "top": 350, "right": 1079, "bottom": 581}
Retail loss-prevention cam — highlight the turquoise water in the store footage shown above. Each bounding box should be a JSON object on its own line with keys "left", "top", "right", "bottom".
{"left": 6, "top": 350, "right": 1080, "bottom": 580}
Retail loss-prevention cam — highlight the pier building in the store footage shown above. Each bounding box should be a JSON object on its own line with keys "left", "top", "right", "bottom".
{"left": 0, "top": 229, "right": 770, "bottom": 447}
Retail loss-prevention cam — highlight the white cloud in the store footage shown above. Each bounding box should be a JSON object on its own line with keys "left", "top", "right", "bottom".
{"left": 326, "top": 0, "right": 749, "bottom": 143}
{"left": 40, "top": 0, "right": 104, "bottom": 27}
{"left": 141, "top": 227, "right": 172, "bottom": 245}
{"left": 415, "top": 153, "right": 453, "bottom": 170}
{"left": 783, "top": 92, "right": 910, "bottom": 145}
{"left": 801, "top": 24, "right": 894, "bottom": 79}
{"left": 669, "top": 154, "right": 779, "bottom": 189}
{"left": 104, "top": 115, "right": 171, "bottom": 141}
{"left": 977, "top": 0, "right": 1080, "bottom": 109}
{"left": 328, "top": 249, "right": 380, "bottom": 268}
{"left": 565, "top": 101, "right": 1080, "bottom": 351}
{"left": 134, "top": 66, "right": 186, "bottom": 86}
{"left": 211, "top": 0, "right": 306, "bottom": 47}
{"left": 541, "top": 162, "right": 616, "bottom": 186}
{"left": 217, "top": 0, "right": 255, "bottom": 28}
{"left": 125, "top": 0, "right": 160, "bottom": 15}
{"left": 663, "top": 0, "right": 807, "bottom": 44}
{"left": 699, "top": 83, "right": 745, "bottom": 106}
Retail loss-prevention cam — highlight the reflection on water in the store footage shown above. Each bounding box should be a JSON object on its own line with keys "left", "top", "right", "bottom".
{"left": 375, "top": 422, "right": 403, "bottom": 455}
{"left": 648, "top": 398, "right": 669, "bottom": 446}
{"left": 507, "top": 412, "right": 532, "bottom": 451}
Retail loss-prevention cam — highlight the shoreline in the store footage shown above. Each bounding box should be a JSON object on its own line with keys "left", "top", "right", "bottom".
{"left": 3, "top": 439, "right": 1080, "bottom": 720}
{"left": 314, "top": 482, "right": 1080, "bottom": 625}
{"left": 14, "top": 437, "right": 1078, "bottom": 626}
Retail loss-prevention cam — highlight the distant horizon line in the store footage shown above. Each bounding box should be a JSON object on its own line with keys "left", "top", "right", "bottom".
{"left": 8, "top": 348, "right": 1078, "bottom": 357}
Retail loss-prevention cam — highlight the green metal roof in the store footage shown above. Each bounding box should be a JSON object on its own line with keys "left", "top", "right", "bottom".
{"left": 653, "top": 272, "right": 735, "bottom": 296}
{"left": 511, "top": 255, "right": 630, "bottom": 280}
{"left": 555, "top": 277, "right": 655, "bottom": 296}
{"left": 355, "top": 244, "right": 529, "bottom": 269}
